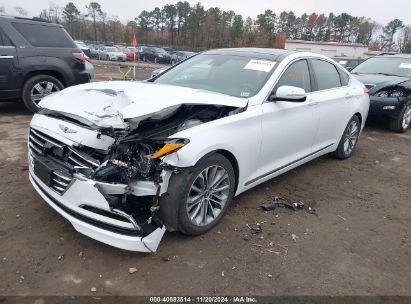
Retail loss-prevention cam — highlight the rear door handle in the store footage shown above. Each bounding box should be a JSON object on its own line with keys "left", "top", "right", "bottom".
{"left": 0, "top": 55, "right": 14, "bottom": 59}
{"left": 345, "top": 92, "right": 354, "bottom": 99}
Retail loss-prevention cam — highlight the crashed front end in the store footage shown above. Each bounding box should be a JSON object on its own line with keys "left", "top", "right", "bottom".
{"left": 28, "top": 83, "right": 244, "bottom": 252}
{"left": 28, "top": 114, "right": 172, "bottom": 252}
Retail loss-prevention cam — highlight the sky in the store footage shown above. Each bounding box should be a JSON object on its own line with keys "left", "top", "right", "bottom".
{"left": 1, "top": 0, "right": 410, "bottom": 25}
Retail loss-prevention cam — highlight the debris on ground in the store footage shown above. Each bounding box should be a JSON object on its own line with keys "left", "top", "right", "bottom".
{"left": 91, "top": 287, "right": 97, "bottom": 292}
{"left": 57, "top": 255, "right": 64, "bottom": 261}
{"left": 338, "top": 215, "right": 347, "bottom": 221}
{"left": 246, "top": 223, "right": 262, "bottom": 235}
{"left": 128, "top": 267, "right": 137, "bottom": 274}
{"left": 267, "top": 274, "right": 273, "bottom": 278}
{"left": 78, "top": 251, "right": 83, "bottom": 257}
{"left": 291, "top": 234, "right": 299, "bottom": 242}
{"left": 261, "top": 197, "right": 304, "bottom": 211}
{"left": 161, "top": 256, "right": 171, "bottom": 262}
{"left": 308, "top": 207, "right": 318, "bottom": 216}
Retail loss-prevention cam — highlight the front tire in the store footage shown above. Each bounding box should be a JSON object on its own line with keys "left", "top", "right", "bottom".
{"left": 331, "top": 115, "right": 361, "bottom": 159}
{"left": 160, "top": 154, "right": 235, "bottom": 235}
{"left": 22, "top": 75, "right": 64, "bottom": 113}
{"left": 389, "top": 101, "right": 411, "bottom": 133}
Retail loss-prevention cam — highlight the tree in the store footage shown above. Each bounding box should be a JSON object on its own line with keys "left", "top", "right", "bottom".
{"left": 383, "top": 19, "right": 404, "bottom": 51}
{"left": 86, "top": 2, "right": 103, "bottom": 41}
{"left": 14, "top": 6, "right": 28, "bottom": 16}
{"left": 63, "top": 2, "right": 80, "bottom": 36}
{"left": 163, "top": 4, "right": 177, "bottom": 45}
{"left": 176, "top": 1, "right": 191, "bottom": 45}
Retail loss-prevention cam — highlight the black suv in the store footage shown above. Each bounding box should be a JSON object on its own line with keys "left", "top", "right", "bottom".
{"left": 0, "top": 16, "right": 90, "bottom": 112}
{"left": 140, "top": 47, "right": 171, "bottom": 64}
{"left": 352, "top": 54, "right": 411, "bottom": 133}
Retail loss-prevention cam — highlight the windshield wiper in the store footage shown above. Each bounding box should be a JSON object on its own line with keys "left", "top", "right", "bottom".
{"left": 372, "top": 72, "right": 399, "bottom": 77}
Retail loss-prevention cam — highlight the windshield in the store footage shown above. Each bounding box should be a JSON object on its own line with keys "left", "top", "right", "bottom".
{"left": 352, "top": 57, "right": 411, "bottom": 77}
{"left": 155, "top": 48, "right": 168, "bottom": 54}
{"left": 106, "top": 47, "right": 117, "bottom": 52}
{"left": 153, "top": 54, "right": 277, "bottom": 98}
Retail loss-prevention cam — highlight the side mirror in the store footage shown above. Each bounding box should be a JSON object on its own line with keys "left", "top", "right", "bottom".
{"left": 270, "top": 85, "right": 307, "bottom": 102}
{"left": 346, "top": 67, "right": 353, "bottom": 72}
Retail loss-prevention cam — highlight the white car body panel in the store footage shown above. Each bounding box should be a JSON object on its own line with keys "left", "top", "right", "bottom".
{"left": 39, "top": 81, "right": 247, "bottom": 126}
{"left": 28, "top": 50, "right": 370, "bottom": 252}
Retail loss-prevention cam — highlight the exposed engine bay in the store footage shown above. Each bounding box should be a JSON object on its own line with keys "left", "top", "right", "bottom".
{"left": 30, "top": 103, "right": 244, "bottom": 241}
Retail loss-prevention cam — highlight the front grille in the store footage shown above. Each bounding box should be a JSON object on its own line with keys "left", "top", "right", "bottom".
{"left": 50, "top": 170, "right": 73, "bottom": 194}
{"left": 29, "top": 128, "right": 100, "bottom": 169}
{"left": 29, "top": 128, "right": 100, "bottom": 195}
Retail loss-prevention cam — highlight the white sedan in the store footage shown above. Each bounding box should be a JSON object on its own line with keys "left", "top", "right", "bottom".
{"left": 28, "top": 48, "right": 369, "bottom": 252}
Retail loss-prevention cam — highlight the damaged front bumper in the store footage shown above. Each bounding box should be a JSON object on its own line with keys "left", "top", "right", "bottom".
{"left": 29, "top": 164, "right": 166, "bottom": 252}
{"left": 27, "top": 114, "right": 175, "bottom": 252}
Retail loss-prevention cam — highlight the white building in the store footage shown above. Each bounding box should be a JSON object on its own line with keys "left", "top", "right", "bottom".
{"left": 285, "top": 40, "right": 369, "bottom": 58}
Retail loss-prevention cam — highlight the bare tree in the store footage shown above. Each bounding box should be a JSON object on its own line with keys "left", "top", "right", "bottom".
{"left": 14, "top": 6, "right": 28, "bottom": 16}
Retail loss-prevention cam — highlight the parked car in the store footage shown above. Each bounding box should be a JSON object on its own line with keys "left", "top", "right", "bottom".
{"left": 0, "top": 16, "right": 90, "bottom": 112}
{"left": 352, "top": 53, "right": 411, "bottom": 132}
{"left": 333, "top": 57, "right": 366, "bottom": 71}
{"left": 140, "top": 47, "right": 171, "bottom": 64}
{"left": 28, "top": 48, "right": 369, "bottom": 252}
{"left": 117, "top": 46, "right": 139, "bottom": 61}
{"left": 74, "top": 40, "right": 92, "bottom": 58}
{"left": 163, "top": 47, "right": 175, "bottom": 55}
{"left": 171, "top": 51, "right": 197, "bottom": 65}
{"left": 98, "top": 46, "right": 126, "bottom": 61}
{"left": 89, "top": 45, "right": 100, "bottom": 59}
{"left": 84, "top": 54, "right": 94, "bottom": 80}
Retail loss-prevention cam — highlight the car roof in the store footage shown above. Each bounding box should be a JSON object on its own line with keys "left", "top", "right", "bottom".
{"left": 376, "top": 53, "right": 411, "bottom": 59}
{"left": 0, "top": 15, "right": 59, "bottom": 26}
{"left": 203, "top": 48, "right": 294, "bottom": 60}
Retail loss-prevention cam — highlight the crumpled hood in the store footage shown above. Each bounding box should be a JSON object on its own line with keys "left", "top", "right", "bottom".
{"left": 354, "top": 73, "right": 410, "bottom": 87}
{"left": 39, "top": 81, "right": 247, "bottom": 128}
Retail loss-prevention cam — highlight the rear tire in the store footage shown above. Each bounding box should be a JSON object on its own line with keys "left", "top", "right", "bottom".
{"left": 389, "top": 101, "right": 411, "bottom": 133}
{"left": 22, "top": 75, "right": 64, "bottom": 113}
{"left": 331, "top": 115, "right": 361, "bottom": 160}
{"left": 159, "top": 154, "right": 235, "bottom": 235}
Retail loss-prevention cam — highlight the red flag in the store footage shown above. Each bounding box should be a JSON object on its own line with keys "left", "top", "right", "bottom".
{"left": 132, "top": 33, "right": 137, "bottom": 47}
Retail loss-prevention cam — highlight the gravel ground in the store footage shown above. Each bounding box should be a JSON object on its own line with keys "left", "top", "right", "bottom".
{"left": 0, "top": 62, "right": 410, "bottom": 296}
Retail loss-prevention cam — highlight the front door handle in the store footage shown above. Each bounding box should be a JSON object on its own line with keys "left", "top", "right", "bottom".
{"left": 0, "top": 55, "right": 14, "bottom": 59}
{"left": 308, "top": 101, "right": 319, "bottom": 107}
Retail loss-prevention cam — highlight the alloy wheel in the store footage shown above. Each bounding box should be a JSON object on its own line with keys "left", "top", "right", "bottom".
{"left": 401, "top": 105, "right": 411, "bottom": 130}
{"left": 30, "top": 81, "right": 60, "bottom": 106}
{"left": 186, "top": 165, "right": 230, "bottom": 227}
{"left": 343, "top": 120, "right": 360, "bottom": 155}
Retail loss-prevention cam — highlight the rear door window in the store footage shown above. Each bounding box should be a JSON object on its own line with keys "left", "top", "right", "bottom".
{"left": 12, "top": 22, "right": 76, "bottom": 48}
{"left": 0, "top": 28, "right": 13, "bottom": 46}
{"left": 311, "top": 59, "right": 342, "bottom": 91}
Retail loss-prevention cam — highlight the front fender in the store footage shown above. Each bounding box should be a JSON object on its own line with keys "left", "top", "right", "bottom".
{"left": 162, "top": 104, "right": 263, "bottom": 195}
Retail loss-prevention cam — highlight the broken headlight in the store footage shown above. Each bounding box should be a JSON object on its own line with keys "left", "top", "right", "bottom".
{"left": 374, "top": 88, "right": 406, "bottom": 98}
{"left": 102, "top": 138, "right": 189, "bottom": 182}
{"left": 151, "top": 138, "right": 189, "bottom": 159}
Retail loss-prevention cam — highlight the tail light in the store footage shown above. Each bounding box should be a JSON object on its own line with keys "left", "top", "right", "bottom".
{"left": 72, "top": 52, "right": 91, "bottom": 63}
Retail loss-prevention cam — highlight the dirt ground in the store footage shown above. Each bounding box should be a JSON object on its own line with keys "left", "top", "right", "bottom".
{"left": 0, "top": 61, "right": 410, "bottom": 296}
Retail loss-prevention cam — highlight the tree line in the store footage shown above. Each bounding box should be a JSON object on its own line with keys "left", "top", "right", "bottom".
{"left": 2, "top": 2, "right": 411, "bottom": 53}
